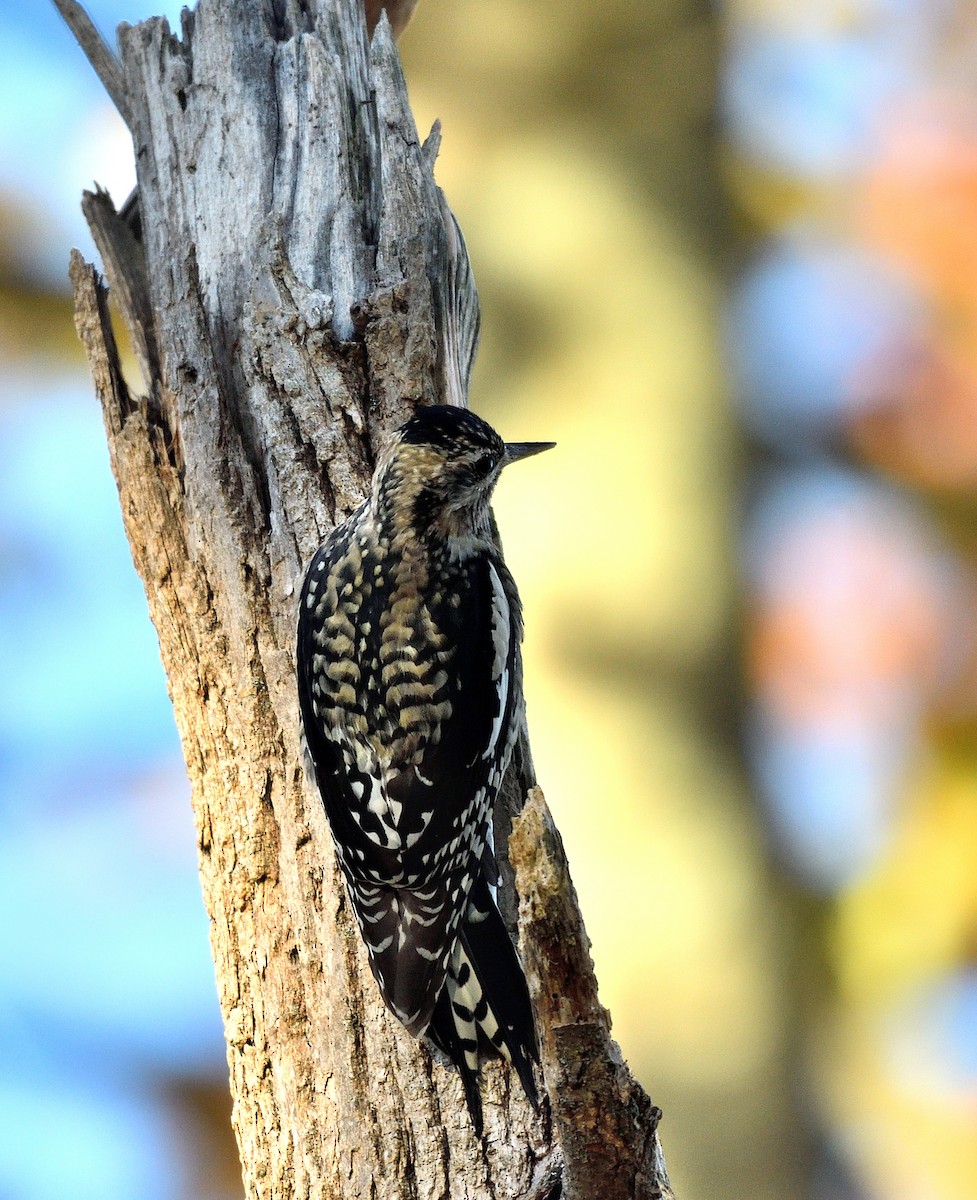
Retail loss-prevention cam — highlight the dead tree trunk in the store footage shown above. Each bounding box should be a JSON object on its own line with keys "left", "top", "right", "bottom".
{"left": 58, "top": 0, "right": 673, "bottom": 1195}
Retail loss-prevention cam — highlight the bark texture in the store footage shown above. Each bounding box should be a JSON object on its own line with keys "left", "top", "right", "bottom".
{"left": 60, "top": 0, "right": 673, "bottom": 1195}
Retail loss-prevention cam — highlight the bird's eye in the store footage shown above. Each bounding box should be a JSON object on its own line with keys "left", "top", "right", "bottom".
{"left": 475, "top": 452, "right": 497, "bottom": 475}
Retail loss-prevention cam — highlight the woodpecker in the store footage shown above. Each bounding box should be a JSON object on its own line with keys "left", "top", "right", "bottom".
{"left": 297, "top": 404, "right": 553, "bottom": 1130}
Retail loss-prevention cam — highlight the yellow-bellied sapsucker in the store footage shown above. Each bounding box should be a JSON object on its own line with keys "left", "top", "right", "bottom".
{"left": 297, "top": 404, "right": 553, "bottom": 1130}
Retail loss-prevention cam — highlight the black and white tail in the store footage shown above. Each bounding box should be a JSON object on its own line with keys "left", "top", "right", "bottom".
{"left": 426, "top": 875, "right": 539, "bottom": 1133}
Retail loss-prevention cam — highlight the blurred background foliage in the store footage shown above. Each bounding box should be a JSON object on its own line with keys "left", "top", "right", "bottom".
{"left": 2, "top": 0, "right": 976, "bottom": 1197}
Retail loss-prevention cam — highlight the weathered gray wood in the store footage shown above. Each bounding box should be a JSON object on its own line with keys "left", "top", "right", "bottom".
{"left": 54, "top": 0, "right": 131, "bottom": 125}
{"left": 64, "top": 0, "right": 672, "bottom": 1195}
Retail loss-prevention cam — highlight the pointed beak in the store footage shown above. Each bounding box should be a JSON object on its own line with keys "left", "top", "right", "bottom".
{"left": 503, "top": 441, "right": 556, "bottom": 466}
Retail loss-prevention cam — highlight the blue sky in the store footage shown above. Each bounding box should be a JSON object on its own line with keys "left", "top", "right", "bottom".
{"left": 1, "top": 3, "right": 184, "bottom": 281}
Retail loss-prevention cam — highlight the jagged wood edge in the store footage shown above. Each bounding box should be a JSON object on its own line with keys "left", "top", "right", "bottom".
{"left": 53, "top": 0, "right": 131, "bottom": 124}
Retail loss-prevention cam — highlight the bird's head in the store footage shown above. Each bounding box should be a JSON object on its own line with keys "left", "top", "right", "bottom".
{"left": 373, "top": 405, "right": 554, "bottom": 541}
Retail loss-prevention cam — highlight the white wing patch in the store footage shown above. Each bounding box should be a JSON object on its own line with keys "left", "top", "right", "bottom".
{"left": 482, "top": 562, "right": 510, "bottom": 762}
{"left": 484, "top": 820, "right": 498, "bottom": 903}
